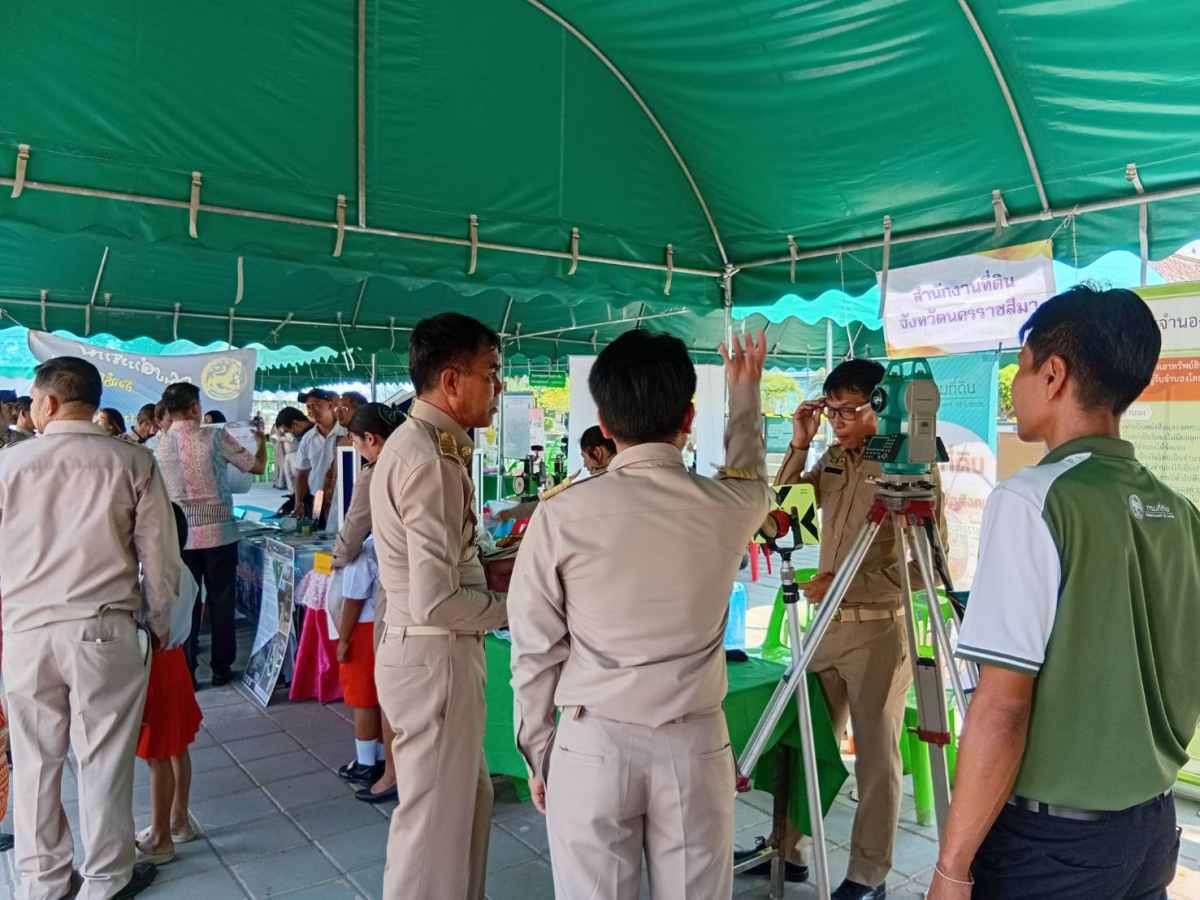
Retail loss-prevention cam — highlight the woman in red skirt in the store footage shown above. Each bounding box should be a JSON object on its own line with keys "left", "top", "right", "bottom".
{"left": 136, "top": 506, "right": 204, "bottom": 865}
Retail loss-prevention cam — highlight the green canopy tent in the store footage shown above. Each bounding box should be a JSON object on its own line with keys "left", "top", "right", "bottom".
{"left": 1, "top": 0, "right": 1199, "bottom": 359}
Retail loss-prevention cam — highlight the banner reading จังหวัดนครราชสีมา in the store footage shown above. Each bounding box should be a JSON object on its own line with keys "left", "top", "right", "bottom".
{"left": 1123, "top": 285, "right": 1200, "bottom": 507}
{"left": 928, "top": 352, "right": 999, "bottom": 590}
{"left": 26, "top": 330, "right": 257, "bottom": 425}
{"left": 882, "top": 241, "right": 1057, "bottom": 357}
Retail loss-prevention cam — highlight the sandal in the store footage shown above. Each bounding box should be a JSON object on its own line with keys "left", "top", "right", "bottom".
{"left": 172, "top": 827, "right": 198, "bottom": 843}
{"left": 135, "top": 838, "right": 175, "bottom": 866}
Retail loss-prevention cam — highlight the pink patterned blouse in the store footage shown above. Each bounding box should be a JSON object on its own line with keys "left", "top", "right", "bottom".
{"left": 156, "top": 420, "right": 257, "bottom": 550}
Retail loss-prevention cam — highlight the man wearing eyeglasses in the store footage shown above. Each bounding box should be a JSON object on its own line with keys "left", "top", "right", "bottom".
{"left": 741, "top": 358, "right": 946, "bottom": 900}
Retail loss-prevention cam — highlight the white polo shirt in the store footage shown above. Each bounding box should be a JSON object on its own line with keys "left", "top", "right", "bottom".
{"left": 294, "top": 423, "right": 346, "bottom": 486}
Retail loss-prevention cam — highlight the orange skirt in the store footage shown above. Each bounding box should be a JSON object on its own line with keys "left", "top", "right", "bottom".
{"left": 138, "top": 647, "right": 203, "bottom": 760}
{"left": 338, "top": 622, "right": 378, "bottom": 708}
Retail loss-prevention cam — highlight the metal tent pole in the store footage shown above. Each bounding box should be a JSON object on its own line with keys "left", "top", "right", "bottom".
{"left": 370, "top": 352, "right": 377, "bottom": 401}
{"left": 356, "top": 0, "right": 368, "bottom": 228}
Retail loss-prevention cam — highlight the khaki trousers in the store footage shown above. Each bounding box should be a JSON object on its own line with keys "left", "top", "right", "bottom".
{"left": 375, "top": 630, "right": 492, "bottom": 900}
{"left": 784, "top": 616, "right": 910, "bottom": 887}
{"left": 3, "top": 610, "right": 150, "bottom": 900}
{"left": 545, "top": 708, "right": 735, "bottom": 900}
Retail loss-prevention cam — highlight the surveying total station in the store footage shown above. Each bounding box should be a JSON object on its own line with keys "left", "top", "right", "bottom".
{"left": 735, "top": 359, "right": 979, "bottom": 900}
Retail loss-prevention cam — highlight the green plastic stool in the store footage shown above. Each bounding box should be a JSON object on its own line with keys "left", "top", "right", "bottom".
{"left": 755, "top": 568, "right": 818, "bottom": 663}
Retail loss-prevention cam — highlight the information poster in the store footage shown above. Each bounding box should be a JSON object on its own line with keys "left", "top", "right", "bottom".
{"left": 883, "top": 241, "right": 1056, "bottom": 357}
{"left": 927, "top": 352, "right": 1000, "bottom": 588}
{"left": 764, "top": 416, "right": 794, "bottom": 454}
{"left": 502, "top": 392, "right": 533, "bottom": 459}
{"left": 1123, "top": 285, "right": 1200, "bottom": 504}
{"left": 242, "top": 539, "right": 295, "bottom": 706}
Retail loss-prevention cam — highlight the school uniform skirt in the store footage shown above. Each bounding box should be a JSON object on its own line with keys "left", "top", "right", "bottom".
{"left": 138, "top": 646, "right": 203, "bottom": 760}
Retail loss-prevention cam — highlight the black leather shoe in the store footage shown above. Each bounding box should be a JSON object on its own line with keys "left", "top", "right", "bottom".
{"left": 831, "top": 879, "right": 887, "bottom": 900}
{"left": 0, "top": 833, "right": 12, "bottom": 852}
{"left": 113, "top": 861, "right": 157, "bottom": 899}
{"left": 211, "top": 670, "right": 237, "bottom": 687}
{"left": 355, "top": 782, "right": 398, "bottom": 804}
{"left": 338, "top": 761, "right": 384, "bottom": 784}
{"left": 734, "top": 837, "right": 808, "bottom": 883}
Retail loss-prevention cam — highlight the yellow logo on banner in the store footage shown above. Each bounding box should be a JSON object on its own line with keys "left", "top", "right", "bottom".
{"left": 201, "top": 357, "right": 245, "bottom": 401}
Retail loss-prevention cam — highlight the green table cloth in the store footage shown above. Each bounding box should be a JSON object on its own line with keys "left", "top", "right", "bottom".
{"left": 483, "top": 635, "right": 848, "bottom": 834}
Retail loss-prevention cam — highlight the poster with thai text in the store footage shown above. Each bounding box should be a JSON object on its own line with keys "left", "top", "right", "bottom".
{"left": 1124, "top": 285, "right": 1200, "bottom": 505}
{"left": 928, "top": 352, "right": 999, "bottom": 588}
{"left": 883, "top": 241, "right": 1056, "bottom": 357}
{"left": 242, "top": 539, "right": 295, "bottom": 706}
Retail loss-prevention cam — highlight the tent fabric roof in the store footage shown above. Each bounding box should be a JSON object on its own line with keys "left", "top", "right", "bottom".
{"left": 1, "top": 0, "right": 1199, "bottom": 352}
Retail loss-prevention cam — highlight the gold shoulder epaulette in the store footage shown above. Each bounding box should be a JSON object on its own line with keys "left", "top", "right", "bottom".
{"left": 538, "top": 469, "right": 585, "bottom": 501}
{"left": 437, "top": 431, "right": 461, "bottom": 461}
{"left": 714, "top": 465, "right": 759, "bottom": 480}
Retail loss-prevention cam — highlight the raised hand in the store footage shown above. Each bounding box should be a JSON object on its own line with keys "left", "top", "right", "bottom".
{"left": 791, "top": 399, "right": 824, "bottom": 449}
{"left": 718, "top": 330, "right": 768, "bottom": 389}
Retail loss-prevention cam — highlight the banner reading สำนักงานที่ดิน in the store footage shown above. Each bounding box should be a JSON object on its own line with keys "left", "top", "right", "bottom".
{"left": 882, "top": 241, "right": 1057, "bottom": 357}
{"left": 27, "top": 330, "right": 257, "bottom": 424}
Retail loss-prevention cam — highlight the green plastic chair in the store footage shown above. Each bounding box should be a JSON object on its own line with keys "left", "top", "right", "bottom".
{"left": 755, "top": 568, "right": 818, "bottom": 663}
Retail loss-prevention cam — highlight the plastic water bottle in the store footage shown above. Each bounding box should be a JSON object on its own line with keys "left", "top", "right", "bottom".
{"left": 724, "top": 582, "right": 747, "bottom": 650}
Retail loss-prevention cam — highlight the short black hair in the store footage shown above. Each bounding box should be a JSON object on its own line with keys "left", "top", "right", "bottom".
{"left": 275, "top": 407, "right": 309, "bottom": 430}
{"left": 99, "top": 407, "right": 127, "bottom": 433}
{"left": 162, "top": 382, "right": 201, "bottom": 414}
{"left": 348, "top": 402, "right": 404, "bottom": 441}
{"left": 340, "top": 391, "right": 367, "bottom": 409}
{"left": 409, "top": 313, "right": 501, "bottom": 395}
{"left": 154, "top": 400, "right": 169, "bottom": 424}
{"left": 136, "top": 403, "right": 156, "bottom": 425}
{"left": 1019, "top": 285, "right": 1160, "bottom": 415}
{"left": 823, "top": 358, "right": 885, "bottom": 400}
{"left": 33, "top": 357, "right": 102, "bottom": 409}
{"left": 589, "top": 330, "right": 696, "bottom": 444}
{"left": 204, "top": 410, "right": 227, "bottom": 424}
{"left": 16, "top": 396, "right": 32, "bottom": 414}
{"left": 580, "top": 425, "right": 616, "bottom": 456}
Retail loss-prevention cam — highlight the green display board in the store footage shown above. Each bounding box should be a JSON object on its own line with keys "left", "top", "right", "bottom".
{"left": 528, "top": 372, "right": 567, "bottom": 388}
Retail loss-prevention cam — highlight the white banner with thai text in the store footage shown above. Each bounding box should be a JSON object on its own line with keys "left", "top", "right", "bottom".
{"left": 882, "top": 241, "right": 1057, "bottom": 357}
{"left": 27, "top": 330, "right": 256, "bottom": 422}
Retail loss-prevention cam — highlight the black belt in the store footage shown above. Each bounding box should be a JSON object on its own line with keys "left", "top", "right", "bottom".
{"left": 1006, "top": 790, "right": 1170, "bottom": 822}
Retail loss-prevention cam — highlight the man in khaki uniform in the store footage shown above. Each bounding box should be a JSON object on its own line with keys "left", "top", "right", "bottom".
{"left": 509, "top": 330, "right": 773, "bottom": 900}
{"left": 0, "top": 358, "right": 181, "bottom": 900}
{"left": 748, "top": 358, "right": 946, "bottom": 900}
{"left": 371, "top": 314, "right": 510, "bottom": 900}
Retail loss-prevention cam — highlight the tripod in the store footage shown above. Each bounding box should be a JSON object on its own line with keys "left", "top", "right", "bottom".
{"left": 736, "top": 475, "right": 977, "bottom": 900}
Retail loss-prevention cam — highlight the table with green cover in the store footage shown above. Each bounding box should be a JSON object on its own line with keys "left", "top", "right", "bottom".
{"left": 483, "top": 635, "right": 848, "bottom": 835}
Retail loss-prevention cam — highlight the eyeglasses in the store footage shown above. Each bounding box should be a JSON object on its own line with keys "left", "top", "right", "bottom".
{"left": 823, "top": 403, "right": 870, "bottom": 422}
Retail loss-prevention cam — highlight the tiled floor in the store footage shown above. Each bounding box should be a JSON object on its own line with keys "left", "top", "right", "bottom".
{"left": 2, "top": 562, "right": 1198, "bottom": 898}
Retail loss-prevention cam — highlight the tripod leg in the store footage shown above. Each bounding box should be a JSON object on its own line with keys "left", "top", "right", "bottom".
{"left": 736, "top": 517, "right": 884, "bottom": 779}
{"left": 911, "top": 529, "right": 970, "bottom": 721}
{"left": 786, "top": 601, "right": 831, "bottom": 900}
{"left": 895, "top": 517, "right": 956, "bottom": 837}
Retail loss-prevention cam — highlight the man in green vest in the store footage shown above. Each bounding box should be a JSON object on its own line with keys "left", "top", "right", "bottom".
{"left": 928, "top": 285, "right": 1199, "bottom": 899}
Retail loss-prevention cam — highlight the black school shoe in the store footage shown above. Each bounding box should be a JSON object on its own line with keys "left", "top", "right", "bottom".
{"left": 113, "top": 861, "right": 157, "bottom": 899}
{"left": 734, "top": 836, "right": 809, "bottom": 883}
{"left": 338, "top": 761, "right": 384, "bottom": 784}
{"left": 211, "top": 669, "right": 237, "bottom": 687}
{"left": 832, "top": 879, "right": 887, "bottom": 900}
{"left": 355, "top": 783, "right": 398, "bottom": 804}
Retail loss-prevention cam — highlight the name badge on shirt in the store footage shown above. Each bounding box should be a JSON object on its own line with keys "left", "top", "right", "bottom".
{"left": 824, "top": 466, "right": 844, "bottom": 476}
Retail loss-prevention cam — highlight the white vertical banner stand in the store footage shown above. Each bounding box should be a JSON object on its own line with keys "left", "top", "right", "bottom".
{"left": 567, "top": 355, "right": 599, "bottom": 475}
{"left": 693, "top": 364, "right": 726, "bottom": 475}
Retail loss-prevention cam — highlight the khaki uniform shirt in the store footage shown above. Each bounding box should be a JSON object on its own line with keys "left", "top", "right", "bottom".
{"left": 776, "top": 441, "right": 948, "bottom": 608}
{"left": 0, "top": 420, "right": 181, "bottom": 635}
{"left": 509, "top": 381, "right": 773, "bottom": 775}
{"left": 370, "top": 399, "right": 507, "bottom": 630}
